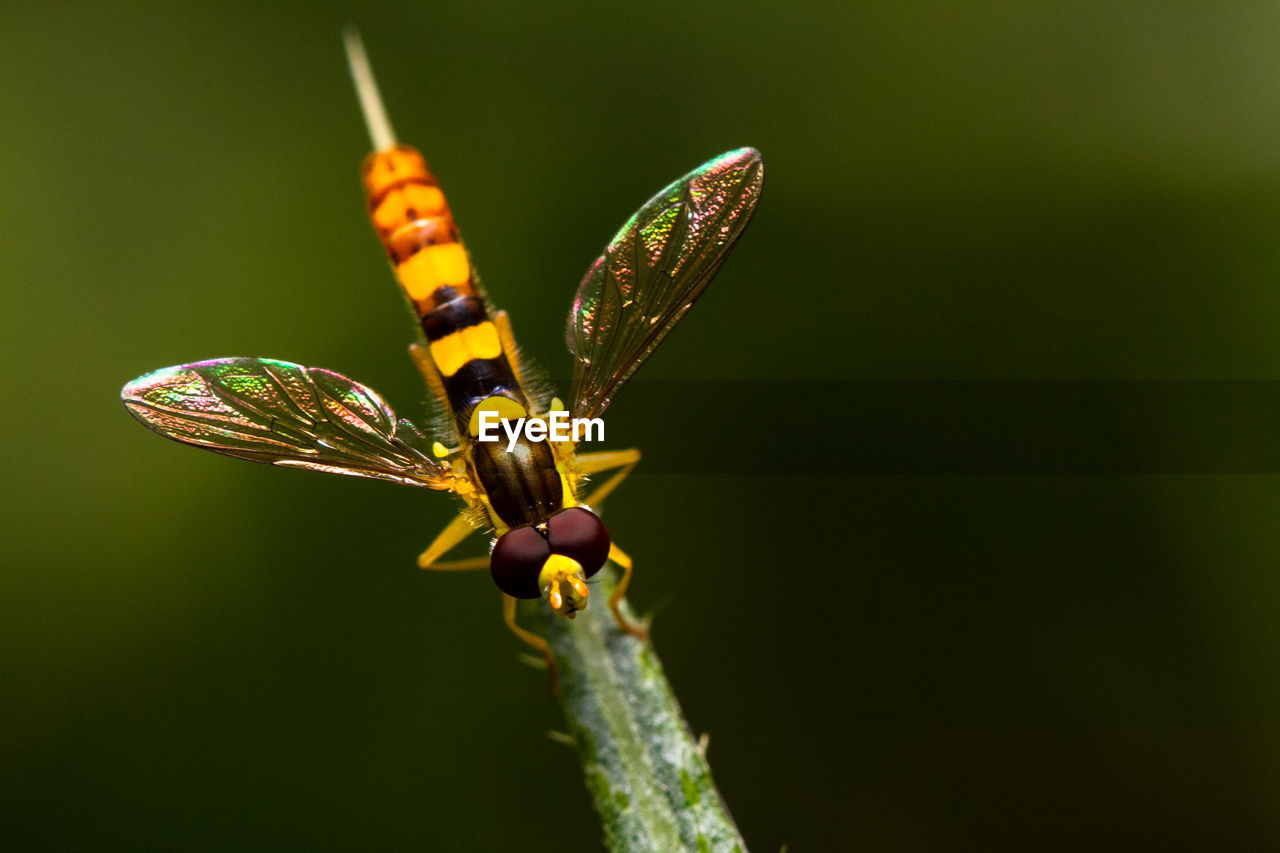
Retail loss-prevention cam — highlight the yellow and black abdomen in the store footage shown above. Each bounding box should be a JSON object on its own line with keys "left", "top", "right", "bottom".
{"left": 360, "top": 146, "right": 523, "bottom": 428}
{"left": 360, "top": 145, "right": 562, "bottom": 529}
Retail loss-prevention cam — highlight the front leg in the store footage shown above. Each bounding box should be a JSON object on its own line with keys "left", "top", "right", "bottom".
{"left": 605, "top": 542, "right": 649, "bottom": 640}
{"left": 503, "top": 594, "right": 558, "bottom": 692}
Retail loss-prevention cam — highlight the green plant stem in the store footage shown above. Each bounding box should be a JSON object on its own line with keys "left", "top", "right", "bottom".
{"left": 526, "top": 568, "right": 746, "bottom": 853}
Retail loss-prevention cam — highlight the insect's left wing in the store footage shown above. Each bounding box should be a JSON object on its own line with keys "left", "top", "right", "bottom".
{"left": 565, "top": 147, "right": 764, "bottom": 422}
{"left": 122, "top": 357, "right": 454, "bottom": 490}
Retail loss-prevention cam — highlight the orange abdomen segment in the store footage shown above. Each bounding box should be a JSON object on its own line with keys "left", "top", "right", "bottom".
{"left": 360, "top": 145, "right": 477, "bottom": 314}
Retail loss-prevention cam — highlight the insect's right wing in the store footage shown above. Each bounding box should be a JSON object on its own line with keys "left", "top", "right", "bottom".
{"left": 565, "top": 147, "right": 764, "bottom": 422}
{"left": 122, "top": 357, "right": 456, "bottom": 490}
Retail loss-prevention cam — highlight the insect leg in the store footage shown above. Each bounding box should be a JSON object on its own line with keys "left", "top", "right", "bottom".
{"left": 503, "top": 594, "right": 558, "bottom": 691}
{"left": 605, "top": 542, "right": 649, "bottom": 640}
{"left": 408, "top": 342, "right": 449, "bottom": 410}
{"left": 574, "top": 449, "right": 647, "bottom": 636}
{"left": 493, "top": 310, "right": 524, "bottom": 387}
{"left": 418, "top": 513, "right": 489, "bottom": 570}
{"left": 575, "top": 448, "right": 641, "bottom": 507}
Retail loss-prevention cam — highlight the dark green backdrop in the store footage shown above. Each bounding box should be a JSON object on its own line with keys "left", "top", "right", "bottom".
{"left": 5, "top": 2, "right": 1280, "bottom": 849}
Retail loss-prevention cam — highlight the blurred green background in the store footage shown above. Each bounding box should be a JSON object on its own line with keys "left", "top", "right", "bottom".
{"left": 5, "top": 2, "right": 1280, "bottom": 849}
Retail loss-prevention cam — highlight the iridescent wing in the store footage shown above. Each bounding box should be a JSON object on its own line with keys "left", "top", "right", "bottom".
{"left": 565, "top": 147, "right": 763, "bottom": 421}
{"left": 122, "top": 358, "right": 454, "bottom": 490}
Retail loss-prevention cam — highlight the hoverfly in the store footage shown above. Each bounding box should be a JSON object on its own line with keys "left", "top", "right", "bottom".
{"left": 121, "top": 32, "right": 763, "bottom": 674}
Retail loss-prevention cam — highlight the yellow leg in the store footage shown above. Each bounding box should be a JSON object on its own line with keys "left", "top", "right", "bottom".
{"left": 606, "top": 542, "right": 648, "bottom": 640}
{"left": 408, "top": 342, "right": 449, "bottom": 410}
{"left": 418, "top": 513, "right": 489, "bottom": 570}
{"left": 575, "top": 447, "right": 641, "bottom": 507}
{"left": 493, "top": 311, "right": 524, "bottom": 387}
{"left": 573, "top": 448, "right": 647, "bottom": 636}
{"left": 503, "top": 593, "right": 558, "bottom": 691}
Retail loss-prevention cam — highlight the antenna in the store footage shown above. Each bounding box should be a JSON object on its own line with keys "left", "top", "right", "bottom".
{"left": 343, "top": 27, "right": 398, "bottom": 151}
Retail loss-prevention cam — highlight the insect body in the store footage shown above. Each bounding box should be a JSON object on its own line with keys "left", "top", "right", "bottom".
{"left": 121, "top": 33, "right": 763, "bottom": 670}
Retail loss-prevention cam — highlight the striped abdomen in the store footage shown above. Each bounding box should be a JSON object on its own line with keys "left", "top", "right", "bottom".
{"left": 360, "top": 145, "right": 522, "bottom": 427}
{"left": 360, "top": 145, "right": 561, "bottom": 528}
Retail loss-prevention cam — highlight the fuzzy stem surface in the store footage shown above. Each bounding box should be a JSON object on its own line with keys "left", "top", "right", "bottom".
{"left": 527, "top": 569, "right": 746, "bottom": 853}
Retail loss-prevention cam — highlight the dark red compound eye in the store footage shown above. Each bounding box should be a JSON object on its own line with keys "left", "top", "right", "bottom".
{"left": 546, "top": 507, "right": 611, "bottom": 578}
{"left": 490, "top": 525, "right": 550, "bottom": 599}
